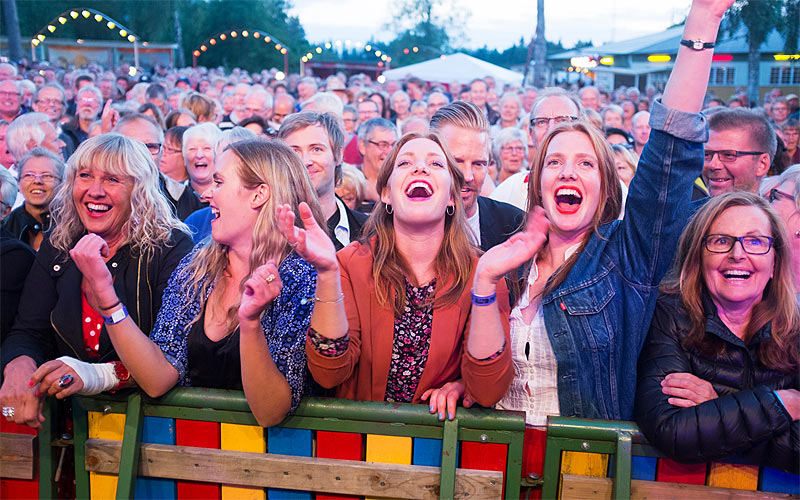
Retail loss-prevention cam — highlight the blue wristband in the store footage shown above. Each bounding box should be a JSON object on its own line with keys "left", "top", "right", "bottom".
{"left": 471, "top": 289, "right": 497, "bottom": 306}
{"left": 102, "top": 305, "right": 129, "bottom": 325}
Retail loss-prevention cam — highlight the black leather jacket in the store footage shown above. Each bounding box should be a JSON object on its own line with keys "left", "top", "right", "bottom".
{"left": 1, "top": 230, "right": 193, "bottom": 368}
{"left": 634, "top": 292, "right": 799, "bottom": 472}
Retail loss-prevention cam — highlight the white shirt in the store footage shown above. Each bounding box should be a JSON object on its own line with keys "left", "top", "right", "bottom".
{"left": 466, "top": 203, "right": 481, "bottom": 247}
{"left": 333, "top": 198, "right": 351, "bottom": 248}
{"left": 490, "top": 171, "right": 529, "bottom": 212}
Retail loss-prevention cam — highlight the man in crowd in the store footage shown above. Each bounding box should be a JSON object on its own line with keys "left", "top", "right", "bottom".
{"left": 62, "top": 85, "right": 102, "bottom": 148}
{"left": 0, "top": 80, "right": 23, "bottom": 123}
{"left": 405, "top": 77, "right": 426, "bottom": 102}
{"left": 243, "top": 87, "right": 273, "bottom": 122}
{"left": 270, "top": 93, "right": 296, "bottom": 129}
{"left": 357, "top": 99, "right": 380, "bottom": 124}
{"left": 490, "top": 88, "right": 583, "bottom": 210}
{"left": 469, "top": 78, "right": 499, "bottom": 125}
{"left": 279, "top": 112, "right": 367, "bottom": 250}
{"left": 32, "top": 83, "right": 73, "bottom": 157}
{"left": 430, "top": 101, "right": 523, "bottom": 251}
{"left": 6, "top": 113, "right": 65, "bottom": 166}
{"left": 771, "top": 97, "right": 790, "bottom": 127}
{"left": 632, "top": 110, "right": 651, "bottom": 156}
{"left": 296, "top": 77, "right": 318, "bottom": 104}
{"left": 357, "top": 118, "right": 398, "bottom": 206}
{"left": 427, "top": 91, "right": 450, "bottom": 119}
{"left": 146, "top": 83, "right": 169, "bottom": 116}
{"left": 701, "top": 107, "right": 775, "bottom": 197}
{"left": 0, "top": 63, "right": 17, "bottom": 81}
{"left": 579, "top": 86, "right": 601, "bottom": 112}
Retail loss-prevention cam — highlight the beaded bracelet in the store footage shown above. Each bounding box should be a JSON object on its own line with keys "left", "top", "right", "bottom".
{"left": 471, "top": 289, "right": 497, "bottom": 306}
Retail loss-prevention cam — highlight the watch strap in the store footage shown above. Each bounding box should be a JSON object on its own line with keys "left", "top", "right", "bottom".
{"left": 680, "top": 39, "right": 715, "bottom": 50}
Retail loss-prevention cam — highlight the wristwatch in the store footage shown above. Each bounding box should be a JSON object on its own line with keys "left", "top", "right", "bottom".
{"left": 102, "top": 304, "right": 129, "bottom": 325}
{"left": 680, "top": 39, "right": 715, "bottom": 51}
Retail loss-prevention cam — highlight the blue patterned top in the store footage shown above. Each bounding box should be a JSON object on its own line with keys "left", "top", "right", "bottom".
{"left": 150, "top": 245, "right": 317, "bottom": 411}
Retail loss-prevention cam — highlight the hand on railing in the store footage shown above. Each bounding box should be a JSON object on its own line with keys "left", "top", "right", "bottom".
{"left": 421, "top": 380, "right": 475, "bottom": 421}
{"left": 0, "top": 356, "right": 45, "bottom": 428}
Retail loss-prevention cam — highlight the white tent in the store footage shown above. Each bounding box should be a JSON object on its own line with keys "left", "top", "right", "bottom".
{"left": 382, "top": 53, "right": 524, "bottom": 87}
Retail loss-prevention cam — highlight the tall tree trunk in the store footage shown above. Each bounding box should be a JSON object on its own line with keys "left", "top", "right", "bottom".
{"left": 532, "top": 0, "right": 546, "bottom": 88}
{"left": 523, "top": 36, "right": 535, "bottom": 85}
{"left": 1, "top": 0, "right": 23, "bottom": 63}
{"left": 173, "top": 2, "right": 185, "bottom": 68}
{"left": 747, "top": 39, "right": 759, "bottom": 107}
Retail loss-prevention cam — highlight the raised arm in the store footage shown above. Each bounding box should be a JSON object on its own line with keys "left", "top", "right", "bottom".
{"left": 661, "top": 0, "right": 735, "bottom": 113}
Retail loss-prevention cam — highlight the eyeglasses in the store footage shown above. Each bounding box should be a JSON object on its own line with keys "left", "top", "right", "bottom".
{"left": 769, "top": 188, "right": 795, "bottom": 204}
{"left": 35, "top": 98, "right": 63, "bottom": 107}
{"left": 703, "top": 149, "right": 764, "bottom": 163}
{"left": 0, "top": 91, "right": 21, "bottom": 98}
{"left": 164, "top": 145, "right": 182, "bottom": 155}
{"left": 704, "top": 234, "right": 773, "bottom": 255}
{"left": 368, "top": 140, "right": 395, "bottom": 150}
{"left": 501, "top": 146, "right": 526, "bottom": 154}
{"left": 20, "top": 172, "right": 60, "bottom": 183}
{"left": 144, "top": 142, "right": 162, "bottom": 154}
{"left": 530, "top": 115, "right": 578, "bottom": 129}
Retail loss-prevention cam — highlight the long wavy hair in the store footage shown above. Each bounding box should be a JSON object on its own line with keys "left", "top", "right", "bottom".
{"left": 49, "top": 133, "right": 189, "bottom": 256}
{"left": 520, "top": 121, "right": 622, "bottom": 298}
{"left": 180, "top": 138, "right": 326, "bottom": 329}
{"left": 362, "top": 132, "right": 475, "bottom": 316}
{"left": 660, "top": 191, "right": 799, "bottom": 372}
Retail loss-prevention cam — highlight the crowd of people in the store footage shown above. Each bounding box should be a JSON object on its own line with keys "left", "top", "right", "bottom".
{"left": 0, "top": 0, "right": 797, "bottom": 485}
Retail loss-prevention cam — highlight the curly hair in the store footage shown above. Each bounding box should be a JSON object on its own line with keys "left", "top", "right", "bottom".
{"left": 49, "top": 134, "right": 189, "bottom": 256}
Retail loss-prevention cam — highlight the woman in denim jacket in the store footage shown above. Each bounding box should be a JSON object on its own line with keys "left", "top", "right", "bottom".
{"left": 471, "top": 0, "right": 736, "bottom": 433}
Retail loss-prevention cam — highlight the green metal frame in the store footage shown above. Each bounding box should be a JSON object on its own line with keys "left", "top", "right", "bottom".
{"left": 541, "top": 416, "right": 663, "bottom": 500}
{"left": 65, "top": 388, "right": 526, "bottom": 500}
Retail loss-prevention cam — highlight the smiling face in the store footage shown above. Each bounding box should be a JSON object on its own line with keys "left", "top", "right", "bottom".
{"left": 702, "top": 205, "right": 775, "bottom": 314}
{"left": 209, "top": 150, "right": 259, "bottom": 247}
{"left": 33, "top": 86, "right": 65, "bottom": 124}
{"left": 438, "top": 124, "right": 488, "bottom": 218}
{"left": 72, "top": 164, "right": 133, "bottom": 246}
{"left": 500, "top": 140, "right": 525, "bottom": 174}
{"left": 20, "top": 156, "right": 61, "bottom": 209}
{"left": 381, "top": 138, "right": 453, "bottom": 227}
{"left": 284, "top": 124, "right": 337, "bottom": 199}
{"left": 184, "top": 136, "right": 215, "bottom": 189}
{"left": 540, "top": 131, "right": 602, "bottom": 239}
{"left": 702, "top": 128, "right": 770, "bottom": 197}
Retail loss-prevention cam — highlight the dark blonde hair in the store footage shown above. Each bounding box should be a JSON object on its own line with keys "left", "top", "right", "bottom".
{"left": 660, "top": 191, "right": 799, "bottom": 372}
{"left": 522, "top": 121, "right": 622, "bottom": 297}
{"left": 363, "top": 132, "right": 475, "bottom": 316}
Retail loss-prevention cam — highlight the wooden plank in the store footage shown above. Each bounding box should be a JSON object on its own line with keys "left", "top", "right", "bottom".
{"left": 707, "top": 462, "right": 759, "bottom": 490}
{"left": 560, "top": 473, "right": 799, "bottom": 500}
{"left": 0, "top": 420, "right": 38, "bottom": 500}
{"left": 0, "top": 432, "right": 35, "bottom": 479}
{"left": 84, "top": 438, "right": 504, "bottom": 499}
{"left": 176, "top": 419, "right": 220, "bottom": 499}
{"left": 656, "top": 458, "right": 707, "bottom": 485}
{"left": 365, "top": 435, "right": 412, "bottom": 500}
{"left": 760, "top": 467, "right": 800, "bottom": 495}
{"left": 134, "top": 416, "right": 176, "bottom": 499}
{"left": 266, "top": 427, "right": 312, "bottom": 500}
{"left": 316, "top": 431, "right": 362, "bottom": 500}
{"left": 220, "top": 423, "right": 265, "bottom": 500}
{"left": 88, "top": 411, "right": 126, "bottom": 499}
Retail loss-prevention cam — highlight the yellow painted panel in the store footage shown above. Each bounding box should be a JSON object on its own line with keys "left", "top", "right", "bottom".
{"left": 88, "top": 411, "right": 125, "bottom": 499}
{"left": 707, "top": 462, "right": 759, "bottom": 490}
{"left": 365, "top": 435, "right": 412, "bottom": 500}
{"left": 561, "top": 451, "right": 608, "bottom": 477}
{"left": 220, "top": 423, "right": 266, "bottom": 500}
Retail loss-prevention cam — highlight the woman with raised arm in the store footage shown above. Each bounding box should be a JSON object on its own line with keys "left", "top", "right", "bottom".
{"left": 36, "top": 139, "right": 324, "bottom": 427}
{"left": 635, "top": 192, "right": 799, "bottom": 472}
{"left": 467, "top": 0, "right": 736, "bottom": 478}
{"left": 278, "top": 132, "right": 514, "bottom": 420}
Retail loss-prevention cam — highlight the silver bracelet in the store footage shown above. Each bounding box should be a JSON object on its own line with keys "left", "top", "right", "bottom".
{"left": 315, "top": 294, "right": 344, "bottom": 304}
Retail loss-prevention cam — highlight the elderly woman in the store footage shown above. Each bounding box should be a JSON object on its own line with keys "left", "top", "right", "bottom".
{"left": 493, "top": 127, "right": 528, "bottom": 184}
{"left": 390, "top": 90, "right": 411, "bottom": 124}
{"left": 601, "top": 104, "right": 625, "bottom": 131}
{"left": 765, "top": 164, "right": 800, "bottom": 286}
{"left": 278, "top": 132, "right": 514, "bottom": 420}
{"left": 491, "top": 93, "right": 523, "bottom": 133}
{"left": 635, "top": 192, "right": 799, "bottom": 472}
{"left": 0, "top": 134, "right": 192, "bottom": 428}
{"left": 463, "top": 0, "right": 733, "bottom": 479}
{"left": 611, "top": 143, "right": 639, "bottom": 188}
{"left": 68, "top": 139, "right": 323, "bottom": 427}
{"left": 2, "top": 148, "right": 64, "bottom": 251}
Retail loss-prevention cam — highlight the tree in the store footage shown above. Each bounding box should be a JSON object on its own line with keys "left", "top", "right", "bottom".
{"left": 725, "top": 0, "right": 782, "bottom": 106}
{"left": 1, "top": 0, "right": 23, "bottom": 62}
{"left": 532, "top": 0, "right": 546, "bottom": 88}
{"left": 386, "top": 0, "right": 469, "bottom": 64}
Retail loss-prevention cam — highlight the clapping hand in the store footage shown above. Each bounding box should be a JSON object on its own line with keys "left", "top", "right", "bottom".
{"left": 239, "top": 261, "right": 283, "bottom": 322}
{"left": 276, "top": 202, "right": 338, "bottom": 274}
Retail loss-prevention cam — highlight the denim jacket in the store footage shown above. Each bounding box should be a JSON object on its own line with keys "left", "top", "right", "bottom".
{"left": 541, "top": 99, "right": 708, "bottom": 420}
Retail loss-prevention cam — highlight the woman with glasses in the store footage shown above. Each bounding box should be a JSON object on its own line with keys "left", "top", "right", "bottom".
{"left": 635, "top": 192, "right": 799, "bottom": 472}
{"left": 492, "top": 128, "right": 528, "bottom": 184}
{"left": 3, "top": 148, "right": 64, "bottom": 251}
{"left": 764, "top": 164, "right": 800, "bottom": 287}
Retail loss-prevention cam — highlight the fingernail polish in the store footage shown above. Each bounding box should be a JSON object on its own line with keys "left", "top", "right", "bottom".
{"left": 29, "top": 380, "right": 34, "bottom": 386}
{"left": 430, "top": 406, "right": 435, "bottom": 412}
{"left": 35, "top": 391, "right": 41, "bottom": 397}
{"left": 439, "top": 413, "right": 444, "bottom": 420}
{"left": 449, "top": 412, "right": 454, "bottom": 419}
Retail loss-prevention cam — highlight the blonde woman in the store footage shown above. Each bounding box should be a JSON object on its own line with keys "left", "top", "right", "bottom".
{"left": 0, "top": 134, "right": 192, "bottom": 428}
{"left": 61, "top": 139, "right": 324, "bottom": 427}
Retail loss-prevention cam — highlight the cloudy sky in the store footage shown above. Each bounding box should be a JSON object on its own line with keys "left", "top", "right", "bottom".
{"left": 289, "top": 0, "right": 693, "bottom": 51}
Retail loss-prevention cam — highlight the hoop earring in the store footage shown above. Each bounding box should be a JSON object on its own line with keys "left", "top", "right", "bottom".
{"left": 446, "top": 205, "right": 455, "bottom": 216}
{"left": 385, "top": 204, "right": 393, "bottom": 214}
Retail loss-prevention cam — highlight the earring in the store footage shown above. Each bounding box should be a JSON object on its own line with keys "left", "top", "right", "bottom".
{"left": 446, "top": 205, "right": 455, "bottom": 216}
{"left": 385, "top": 204, "right": 393, "bottom": 214}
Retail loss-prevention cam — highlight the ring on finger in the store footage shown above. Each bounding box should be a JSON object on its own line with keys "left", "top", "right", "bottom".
{"left": 265, "top": 274, "right": 276, "bottom": 284}
{"left": 58, "top": 374, "right": 74, "bottom": 388}
{"left": 2, "top": 406, "right": 15, "bottom": 418}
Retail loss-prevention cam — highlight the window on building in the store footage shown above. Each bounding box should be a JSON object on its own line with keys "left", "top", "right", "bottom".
{"left": 770, "top": 66, "right": 800, "bottom": 85}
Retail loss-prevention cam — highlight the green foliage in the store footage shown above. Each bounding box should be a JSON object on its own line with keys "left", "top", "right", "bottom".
{"left": 460, "top": 38, "right": 587, "bottom": 70}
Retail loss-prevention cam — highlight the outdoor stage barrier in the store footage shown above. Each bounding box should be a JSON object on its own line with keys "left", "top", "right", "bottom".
{"left": 1, "top": 390, "right": 798, "bottom": 499}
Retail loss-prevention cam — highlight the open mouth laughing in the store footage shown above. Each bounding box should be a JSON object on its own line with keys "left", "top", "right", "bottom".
{"left": 405, "top": 180, "right": 433, "bottom": 200}
{"left": 554, "top": 186, "right": 583, "bottom": 214}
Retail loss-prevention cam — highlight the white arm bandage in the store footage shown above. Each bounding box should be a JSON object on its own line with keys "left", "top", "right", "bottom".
{"left": 56, "top": 357, "right": 119, "bottom": 395}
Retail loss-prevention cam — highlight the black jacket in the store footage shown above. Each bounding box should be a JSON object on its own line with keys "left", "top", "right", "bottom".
{"left": 1, "top": 230, "right": 193, "bottom": 368}
{"left": 327, "top": 199, "right": 369, "bottom": 251}
{"left": 477, "top": 196, "right": 525, "bottom": 252}
{"left": 2, "top": 205, "right": 51, "bottom": 249}
{"left": 634, "top": 292, "right": 799, "bottom": 472}
{"left": 0, "top": 228, "right": 35, "bottom": 343}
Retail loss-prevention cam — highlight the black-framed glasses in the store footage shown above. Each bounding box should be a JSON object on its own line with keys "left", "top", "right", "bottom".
{"left": 704, "top": 234, "right": 773, "bottom": 254}
{"left": 368, "top": 140, "right": 395, "bottom": 150}
{"left": 768, "top": 188, "right": 795, "bottom": 204}
{"left": 144, "top": 142, "right": 162, "bottom": 154}
{"left": 703, "top": 149, "right": 764, "bottom": 163}
{"left": 530, "top": 115, "right": 578, "bottom": 129}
